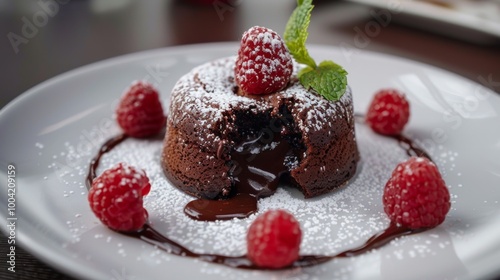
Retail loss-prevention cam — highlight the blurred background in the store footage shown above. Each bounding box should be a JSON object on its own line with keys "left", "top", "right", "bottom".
{"left": 0, "top": 0, "right": 499, "bottom": 279}
{"left": 1, "top": 0, "right": 499, "bottom": 110}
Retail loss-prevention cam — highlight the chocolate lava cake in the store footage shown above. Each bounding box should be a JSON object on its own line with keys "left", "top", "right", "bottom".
{"left": 161, "top": 57, "right": 359, "bottom": 199}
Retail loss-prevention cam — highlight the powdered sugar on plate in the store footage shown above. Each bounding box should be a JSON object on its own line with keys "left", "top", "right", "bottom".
{"left": 72, "top": 120, "right": 412, "bottom": 254}
{"left": 40, "top": 104, "right": 467, "bottom": 279}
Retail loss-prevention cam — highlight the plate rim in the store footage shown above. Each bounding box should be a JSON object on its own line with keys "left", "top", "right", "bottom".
{"left": 1, "top": 42, "right": 500, "bottom": 280}
{"left": 347, "top": 0, "right": 500, "bottom": 41}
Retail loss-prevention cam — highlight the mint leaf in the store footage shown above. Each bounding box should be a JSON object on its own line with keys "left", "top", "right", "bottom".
{"left": 284, "top": 0, "right": 316, "bottom": 69}
{"left": 284, "top": 0, "right": 349, "bottom": 101}
{"left": 298, "top": 61, "right": 348, "bottom": 101}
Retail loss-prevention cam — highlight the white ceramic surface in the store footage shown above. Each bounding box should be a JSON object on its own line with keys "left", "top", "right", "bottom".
{"left": 348, "top": 0, "right": 500, "bottom": 44}
{"left": 1, "top": 43, "right": 500, "bottom": 280}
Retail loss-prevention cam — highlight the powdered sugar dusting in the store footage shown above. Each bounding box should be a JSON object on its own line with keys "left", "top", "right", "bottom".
{"left": 169, "top": 56, "right": 353, "bottom": 148}
{"left": 41, "top": 113, "right": 467, "bottom": 278}
{"left": 94, "top": 123, "right": 408, "bottom": 255}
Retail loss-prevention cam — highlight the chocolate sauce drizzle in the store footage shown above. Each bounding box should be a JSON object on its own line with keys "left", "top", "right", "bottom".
{"left": 391, "top": 134, "right": 431, "bottom": 159}
{"left": 185, "top": 131, "right": 297, "bottom": 221}
{"left": 121, "top": 222, "right": 421, "bottom": 269}
{"left": 85, "top": 115, "right": 431, "bottom": 270}
{"left": 122, "top": 224, "right": 253, "bottom": 269}
{"left": 184, "top": 193, "right": 257, "bottom": 221}
{"left": 85, "top": 133, "right": 128, "bottom": 190}
{"left": 354, "top": 113, "right": 432, "bottom": 160}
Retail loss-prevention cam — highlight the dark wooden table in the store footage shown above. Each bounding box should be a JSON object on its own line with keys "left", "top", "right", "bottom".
{"left": 1, "top": 0, "right": 499, "bottom": 279}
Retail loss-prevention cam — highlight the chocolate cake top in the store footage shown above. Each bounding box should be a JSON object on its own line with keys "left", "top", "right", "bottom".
{"left": 168, "top": 56, "right": 354, "bottom": 150}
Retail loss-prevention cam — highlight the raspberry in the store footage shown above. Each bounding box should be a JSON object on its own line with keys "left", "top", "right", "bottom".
{"left": 383, "top": 157, "right": 451, "bottom": 229}
{"left": 88, "top": 163, "right": 151, "bottom": 232}
{"left": 235, "top": 26, "right": 293, "bottom": 95}
{"left": 366, "top": 89, "right": 410, "bottom": 135}
{"left": 116, "top": 81, "right": 166, "bottom": 138}
{"left": 247, "top": 209, "right": 302, "bottom": 268}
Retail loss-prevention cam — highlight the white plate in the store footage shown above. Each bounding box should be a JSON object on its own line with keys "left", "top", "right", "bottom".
{"left": 1, "top": 43, "right": 500, "bottom": 280}
{"left": 347, "top": 0, "right": 500, "bottom": 44}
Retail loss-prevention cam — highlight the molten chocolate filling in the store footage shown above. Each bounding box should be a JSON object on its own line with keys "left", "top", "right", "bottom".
{"left": 184, "top": 109, "right": 305, "bottom": 222}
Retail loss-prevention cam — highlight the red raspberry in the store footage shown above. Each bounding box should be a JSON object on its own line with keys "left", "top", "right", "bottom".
{"left": 116, "top": 81, "right": 166, "bottom": 138}
{"left": 88, "top": 163, "right": 151, "bottom": 232}
{"left": 235, "top": 26, "right": 293, "bottom": 95}
{"left": 383, "top": 157, "right": 451, "bottom": 229}
{"left": 247, "top": 209, "right": 302, "bottom": 268}
{"left": 366, "top": 89, "right": 410, "bottom": 135}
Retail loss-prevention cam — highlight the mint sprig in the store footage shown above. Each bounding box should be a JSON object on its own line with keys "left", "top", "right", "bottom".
{"left": 284, "top": 0, "right": 348, "bottom": 101}
{"left": 284, "top": 0, "right": 316, "bottom": 68}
